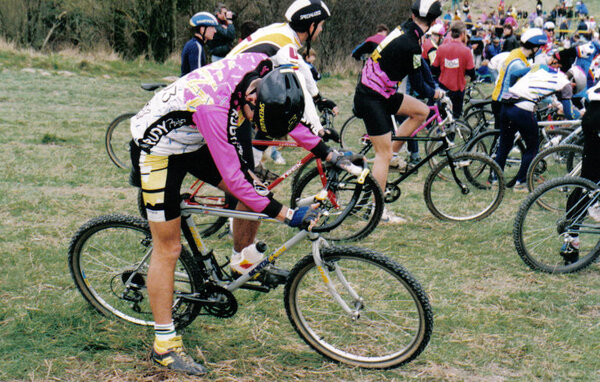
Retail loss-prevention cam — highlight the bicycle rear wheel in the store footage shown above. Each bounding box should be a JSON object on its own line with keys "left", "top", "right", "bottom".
{"left": 290, "top": 167, "right": 383, "bottom": 241}
{"left": 466, "top": 129, "right": 523, "bottom": 186}
{"left": 339, "top": 115, "right": 373, "bottom": 160}
{"left": 68, "top": 214, "right": 201, "bottom": 328}
{"left": 526, "top": 144, "right": 583, "bottom": 195}
{"left": 463, "top": 109, "right": 495, "bottom": 134}
{"left": 106, "top": 113, "right": 135, "bottom": 169}
{"left": 284, "top": 246, "right": 433, "bottom": 369}
{"left": 424, "top": 152, "right": 505, "bottom": 221}
{"left": 513, "top": 176, "right": 600, "bottom": 273}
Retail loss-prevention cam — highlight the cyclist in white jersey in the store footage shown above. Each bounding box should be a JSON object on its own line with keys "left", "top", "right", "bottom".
{"left": 495, "top": 64, "right": 571, "bottom": 189}
{"left": 227, "top": 0, "right": 340, "bottom": 171}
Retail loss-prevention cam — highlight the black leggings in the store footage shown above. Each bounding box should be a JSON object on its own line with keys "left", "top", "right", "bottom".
{"left": 494, "top": 104, "right": 538, "bottom": 184}
{"left": 566, "top": 102, "right": 600, "bottom": 220}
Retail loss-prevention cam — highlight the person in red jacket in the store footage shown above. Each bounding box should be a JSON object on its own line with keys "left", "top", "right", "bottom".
{"left": 431, "top": 20, "right": 475, "bottom": 118}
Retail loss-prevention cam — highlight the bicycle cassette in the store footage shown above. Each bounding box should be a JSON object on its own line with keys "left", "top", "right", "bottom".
{"left": 198, "top": 283, "right": 237, "bottom": 318}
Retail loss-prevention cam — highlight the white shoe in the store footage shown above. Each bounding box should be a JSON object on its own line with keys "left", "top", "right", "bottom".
{"left": 512, "top": 181, "right": 529, "bottom": 193}
{"left": 271, "top": 148, "right": 286, "bottom": 165}
{"left": 588, "top": 202, "right": 600, "bottom": 223}
{"left": 381, "top": 208, "right": 407, "bottom": 224}
{"left": 389, "top": 155, "right": 407, "bottom": 172}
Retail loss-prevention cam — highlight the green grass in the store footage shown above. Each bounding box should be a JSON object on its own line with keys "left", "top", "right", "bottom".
{"left": 2, "top": 38, "right": 600, "bottom": 381}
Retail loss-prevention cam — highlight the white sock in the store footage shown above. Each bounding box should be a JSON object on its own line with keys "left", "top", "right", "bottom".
{"left": 154, "top": 322, "right": 176, "bottom": 342}
{"left": 252, "top": 148, "right": 264, "bottom": 166}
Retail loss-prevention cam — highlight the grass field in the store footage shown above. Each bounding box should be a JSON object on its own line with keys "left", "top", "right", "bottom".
{"left": 2, "top": 34, "right": 600, "bottom": 381}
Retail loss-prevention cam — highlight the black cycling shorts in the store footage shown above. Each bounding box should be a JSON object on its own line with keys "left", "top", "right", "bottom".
{"left": 353, "top": 82, "right": 404, "bottom": 137}
{"left": 139, "top": 145, "right": 222, "bottom": 222}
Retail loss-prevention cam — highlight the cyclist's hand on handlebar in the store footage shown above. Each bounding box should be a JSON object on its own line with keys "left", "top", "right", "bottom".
{"left": 287, "top": 205, "right": 321, "bottom": 230}
{"left": 320, "top": 127, "right": 340, "bottom": 143}
{"left": 314, "top": 94, "right": 338, "bottom": 114}
{"left": 433, "top": 89, "right": 445, "bottom": 100}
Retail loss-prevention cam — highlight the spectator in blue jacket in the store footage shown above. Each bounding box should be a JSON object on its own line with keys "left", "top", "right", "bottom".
{"left": 181, "top": 12, "right": 218, "bottom": 76}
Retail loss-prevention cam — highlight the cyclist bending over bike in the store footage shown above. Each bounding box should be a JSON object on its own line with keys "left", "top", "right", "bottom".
{"left": 353, "top": 0, "right": 444, "bottom": 223}
{"left": 492, "top": 29, "right": 573, "bottom": 190}
{"left": 130, "top": 53, "right": 359, "bottom": 376}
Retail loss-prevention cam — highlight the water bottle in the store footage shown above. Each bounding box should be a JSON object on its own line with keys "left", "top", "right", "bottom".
{"left": 230, "top": 242, "right": 267, "bottom": 274}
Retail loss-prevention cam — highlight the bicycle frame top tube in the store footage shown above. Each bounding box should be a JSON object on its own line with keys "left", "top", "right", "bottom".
{"left": 244, "top": 139, "right": 321, "bottom": 190}
{"left": 179, "top": 200, "right": 311, "bottom": 291}
{"left": 408, "top": 105, "right": 442, "bottom": 137}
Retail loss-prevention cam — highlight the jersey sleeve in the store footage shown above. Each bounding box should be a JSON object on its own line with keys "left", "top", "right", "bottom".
{"left": 193, "top": 105, "right": 283, "bottom": 218}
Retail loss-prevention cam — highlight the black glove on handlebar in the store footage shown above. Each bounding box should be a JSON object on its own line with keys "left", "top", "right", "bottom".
{"left": 313, "top": 94, "right": 337, "bottom": 112}
{"left": 321, "top": 128, "right": 340, "bottom": 143}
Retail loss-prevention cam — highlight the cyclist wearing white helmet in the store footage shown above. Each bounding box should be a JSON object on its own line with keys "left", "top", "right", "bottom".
{"left": 543, "top": 21, "right": 556, "bottom": 51}
{"left": 228, "top": 0, "right": 336, "bottom": 132}
{"left": 492, "top": 28, "right": 548, "bottom": 107}
{"left": 353, "top": 0, "right": 443, "bottom": 223}
{"left": 227, "top": 1, "right": 340, "bottom": 180}
{"left": 181, "top": 12, "right": 218, "bottom": 76}
{"left": 491, "top": 29, "right": 569, "bottom": 190}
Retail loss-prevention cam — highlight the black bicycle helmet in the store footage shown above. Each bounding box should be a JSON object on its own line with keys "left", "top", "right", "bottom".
{"left": 411, "top": 0, "right": 442, "bottom": 23}
{"left": 285, "top": 0, "right": 331, "bottom": 33}
{"left": 254, "top": 67, "right": 305, "bottom": 138}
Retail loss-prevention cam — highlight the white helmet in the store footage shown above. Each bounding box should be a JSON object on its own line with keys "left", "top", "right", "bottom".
{"left": 543, "top": 21, "right": 555, "bottom": 31}
{"left": 520, "top": 28, "right": 548, "bottom": 47}
{"left": 285, "top": 0, "right": 331, "bottom": 32}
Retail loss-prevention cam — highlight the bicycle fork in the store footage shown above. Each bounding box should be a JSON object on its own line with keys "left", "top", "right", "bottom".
{"left": 445, "top": 150, "right": 470, "bottom": 195}
{"left": 310, "top": 236, "right": 363, "bottom": 320}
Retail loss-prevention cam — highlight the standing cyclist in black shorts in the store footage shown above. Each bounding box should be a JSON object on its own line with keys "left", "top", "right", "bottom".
{"left": 353, "top": 0, "right": 443, "bottom": 223}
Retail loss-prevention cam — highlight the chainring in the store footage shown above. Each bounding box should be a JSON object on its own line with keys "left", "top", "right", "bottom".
{"left": 198, "top": 283, "right": 237, "bottom": 318}
{"left": 384, "top": 184, "right": 401, "bottom": 203}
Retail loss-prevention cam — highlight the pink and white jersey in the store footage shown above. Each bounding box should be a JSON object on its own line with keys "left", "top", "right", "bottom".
{"left": 131, "top": 53, "right": 323, "bottom": 217}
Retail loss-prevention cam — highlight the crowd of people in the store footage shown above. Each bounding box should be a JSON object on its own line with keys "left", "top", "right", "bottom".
{"left": 121, "top": 0, "right": 600, "bottom": 376}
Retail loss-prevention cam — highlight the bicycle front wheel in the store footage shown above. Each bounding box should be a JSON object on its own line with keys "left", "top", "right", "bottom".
{"left": 424, "top": 152, "right": 505, "bottom": 221}
{"left": 513, "top": 176, "right": 600, "bottom": 273}
{"left": 526, "top": 144, "right": 583, "bottom": 195}
{"left": 68, "top": 214, "right": 201, "bottom": 328}
{"left": 106, "top": 113, "right": 135, "bottom": 169}
{"left": 290, "top": 167, "right": 384, "bottom": 241}
{"left": 425, "top": 119, "right": 472, "bottom": 174}
{"left": 284, "top": 246, "right": 433, "bottom": 369}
